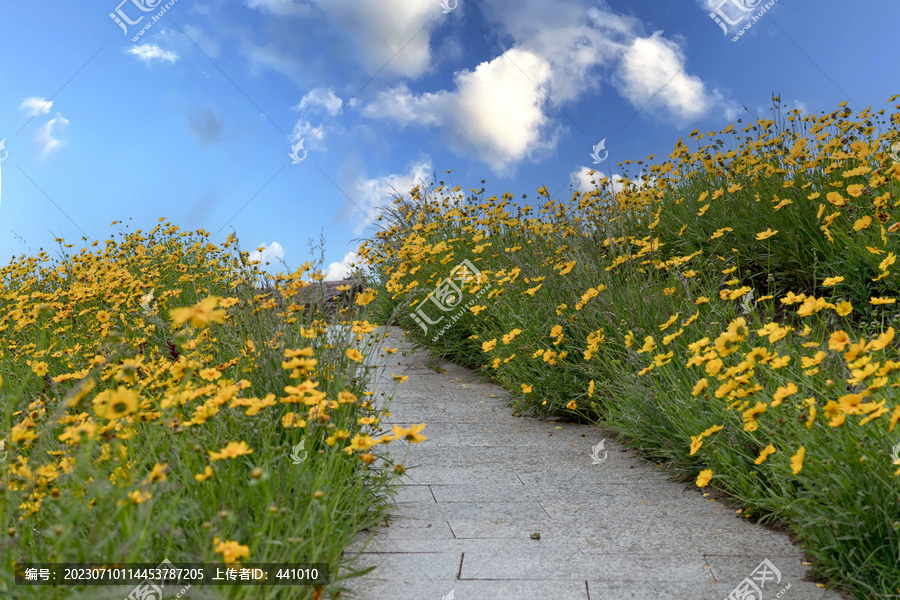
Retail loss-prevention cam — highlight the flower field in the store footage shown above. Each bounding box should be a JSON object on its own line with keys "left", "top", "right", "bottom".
{"left": 359, "top": 94, "right": 900, "bottom": 598}
{"left": 0, "top": 221, "right": 418, "bottom": 599}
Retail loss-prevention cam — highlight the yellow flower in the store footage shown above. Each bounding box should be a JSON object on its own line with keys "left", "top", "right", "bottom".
{"left": 521, "top": 384, "right": 532, "bottom": 394}
{"left": 558, "top": 260, "right": 576, "bottom": 275}
{"left": 852, "top": 216, "right": 872, "bottom": 231}
{"left": 194, "top": 466, "right": 214, "bottom": 482}
{"left": 355, "top": 289, "right": 377, "bottom": 306}
{"left": 846, "top": 183, "right": 866, "bottom": 197}
{"left": 391, "top": 423, "right": 427, "bottom": 443}
{"left": 653, "top": 352, "right": 673, "bottom": 366}
{"left": 146, "top": 463, "right": 168, "bottom": 483}
{"left": 790, "top": 446, "right": 805, "bottom": 474}
{"left": 839, "top": 393, "right": 865, "bottom": 414}
{"left": 828, "top": 330, "right": 850, "bottom": 351}
{"left": 757, "top": 322, "right": 792, "bottom": 343}
{"left": 871, "top": 296, "right": 896, "bottom": 305}
{"left": 868, "top": 327, "right": 895, "bottom": 351}
{"left": 127, "top": 490, "right": 152, "bottom": 504}
{"left": 696, "top": 469, "right": 712, "bottom": 488}
{"left": 345, "top": 348, "right": 364, "bottom": 362}
{"left": 482, "top": 339, "right": 497, "bottom": 352}
{"left": 772, "top": 382, "right": 798, "bottom": 407}
{"left": 281, "top": 412, "right": 307, "bottom": 429}
{"left": 324, "top": 430, "right": 351, "bottom": 446}
{"left": 705, "top": 357, "right": 724, "bottom": 376}
{"left": 199, "top": 368, "right": 222, "bottom": 381}
{"left": 701, "top": 424, "right": 723, "bottom": 437}
{"left": 689, "top": 436, "right": 703, "bottom": 455}
{"left": 755, "top": 228, "right": 778, "bottom": 240}
{"left": 169, "top": 296, "right": 227, "bottom": 328}
{"left": 823, "top": 401, "right": 845, "bottom": 427}
{"left": 691, "top": 378, "right": 708, "bottom": 396}
{"left": 797, "top": 296, "right": 830, "bottom": 317}
{"left": 742, "top": 402, "right": 767, "bottom": 430}
{"left": 822, "top": 276, "right": 844, "bottom": 286}
{"left": 209, "top": 441, "right": 253, "bottom": 461}
{"left": 805, "top": 398, "right": 817, "bottom": 429}
{"left": 637, "top": 336, "right": 657, "bottom": 354}
{"left": 659, "top": 313, "right": 679, "bottom": 331}
{"left": 502, "top": 329, "right": 522, "bottom": 344}
{"left": 801, "top": 351, "right": 826, "bottom": 369}
{"left": 31, "top": 361, "right": 49, "bottom": 377}
{"left": 714, "top": 317, "right": 747, "bottom": 357}
{"left": 565, "top": 400, "right": 577, "bottom": 410}
{"left": 587, "top": 380, "right": 595, "bottom": 398}
{"left": 94, "top": 387, "right": 140, "bottom": 420}
{"left": 214, "top": 539, "right": 250, "bottom": 564}
{"left": 470, "top": 305, "right": 487, "bottom": 315}
{"left": 826, "top": 191, "right": 846, "bottom": 206}
{"left": 754, "top": 444, "right": 776, "bottom": 465}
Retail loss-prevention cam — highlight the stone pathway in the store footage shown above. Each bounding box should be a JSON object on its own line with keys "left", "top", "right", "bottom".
{"left": 341, "top": 327, "right": 849, "bottom": 600}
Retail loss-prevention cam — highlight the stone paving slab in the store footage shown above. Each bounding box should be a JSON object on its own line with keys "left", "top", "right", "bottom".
{"left": 342, "top": 328, "right": 850, "bottom": 600}
{"left": 458, "top": 550, "right": 713, "bottom": 582}
{"left": 341, "top": 579, "right": 590, "bottom": 600}
{"left": 345, "top": 535, "right": 579, "bottom": 555}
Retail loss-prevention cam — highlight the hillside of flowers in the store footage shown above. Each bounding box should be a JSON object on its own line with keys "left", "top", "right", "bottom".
{"left": 359, "top": 94, "right": 900, "bottom": 598}
{"left": 0, "top": 221, "right": 419, "bottom": 600}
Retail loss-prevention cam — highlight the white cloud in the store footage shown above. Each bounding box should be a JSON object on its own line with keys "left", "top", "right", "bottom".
{"left": 363, "top": 48, "right": 559, "bottom": 176}
{"left": 615, "top": 32, "right": 714, "bottom": 126}
{"left": 291, "top": 120, "right": 325, "bottom": 146}
{"left": 35, "top": 113, "right": 69, "bottom": 157}
{"left": 480, "top": 1, "right": 634, "bottom": 105}
{"left": 362, "top": 0, "right": 733, "bottom": 173}
{"left": 19, "top": 97, "right": 52, "bottom": 117}
{"left": 248, "top": 241, "right": 285, "bottom": 266}
{"left": 245, "top": 0, "right": 735, "bottom": 174}
{"left": 127, "top": 44, "right": 179, "bottom": 64}
{"left": 361, "top": 82, "right": 447, "bottom": 127}
{"left": 315, "top": 0, "right": 442, "bottom": 78}
{"left": 293, "top": 88, "right": 343, "bottom": 117}
{"left": 289, "top": 89, "right": 344, "bottom": 150}
{"left": 324, "top": 250, "right": 359, "bottom": 280}
{"left": 289, "top": 89, "right": 344, "bottom": 149}
{"left": 451, "top": 49, "right": 557, "bottom": 175}
{"left": 570, "top": 166, "right": 626, "bottom": 195}
{"left": 349, "top": 158, "right": 434, "bottom": 233}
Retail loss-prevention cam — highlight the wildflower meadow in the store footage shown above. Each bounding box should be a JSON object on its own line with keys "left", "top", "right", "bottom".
{"left": 0, "top": 221, "right": 424, "bottom": 599}
{"left": 359, "top": 94, "right": 900, "bottom": 599}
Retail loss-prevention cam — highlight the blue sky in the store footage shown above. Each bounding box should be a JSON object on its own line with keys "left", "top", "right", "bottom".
{"left": 0, "top": 0, "right": 896, "bottom": 278}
